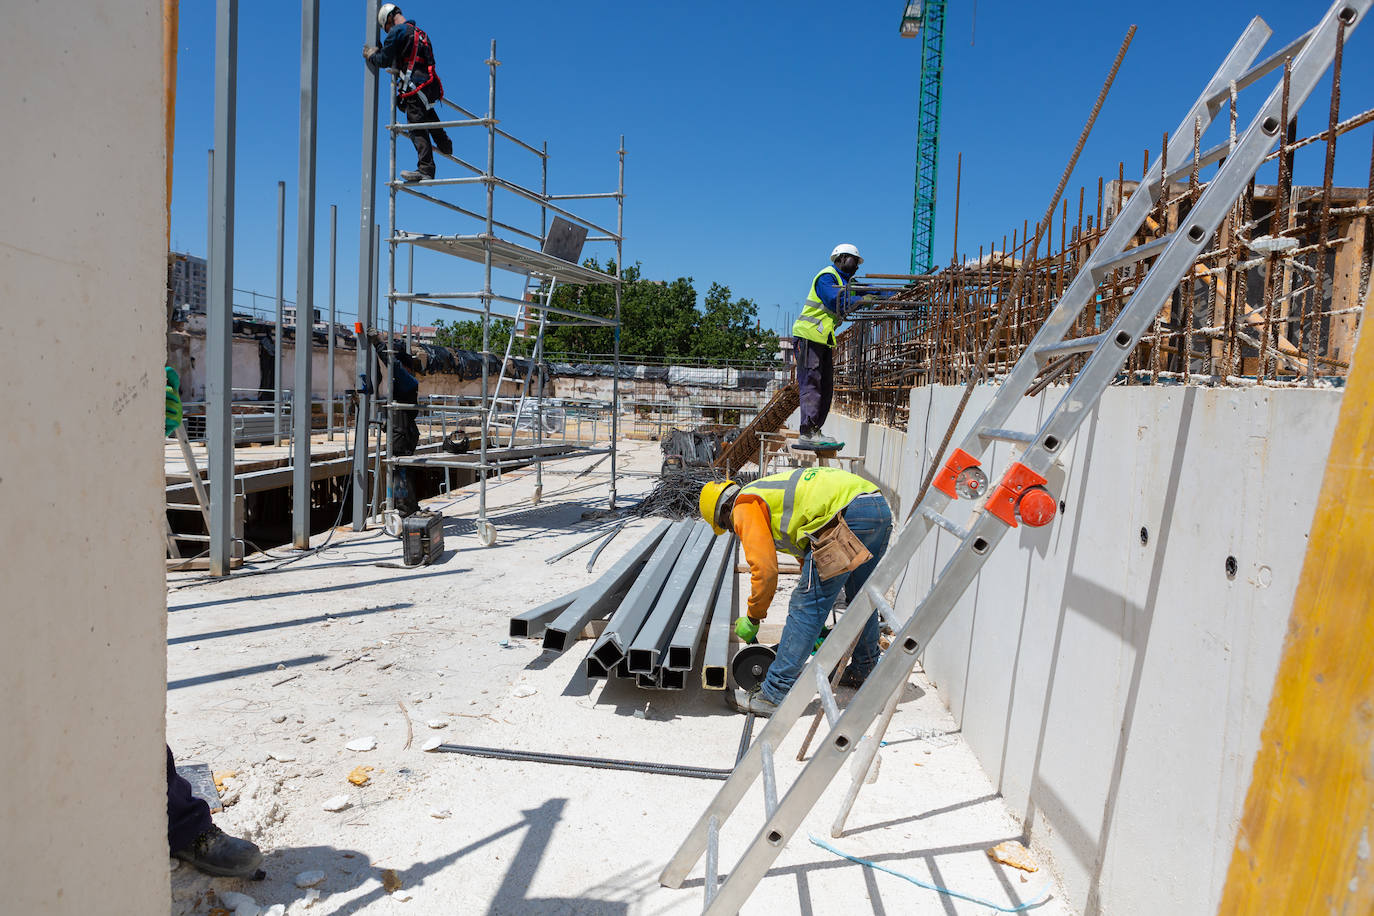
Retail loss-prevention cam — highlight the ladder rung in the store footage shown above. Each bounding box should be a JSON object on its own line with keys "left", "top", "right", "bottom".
{"left": 705, "top": 816, "right": 720, "bottom": 906}
{"left": 1164, "top": 139, "right": 1232, "bottom": 184}
{"left": 920, "top": 508, "right": 971, "bottom": 541}
{"left": 171, "top": 533, "right": 211, "bottom": 542}
{"left": 166, "top": 503, "right": 204, "bottom": 510}
{"left": 1205, "top": 28, "right": 1312, "bottom": 106}
{"left": 1091, "top": 234, "right": 1173, "bottom": 275}
{"left": 977, "top": 427, "right": 1036, "bottom": 444}
{"left": 1035, "top": 333, "right": 1107, "bottom": 363}
{"left": 815, "top": 666, "right": 840, "bottom": 725}
{"left": 760, "top": 742, "right": 778, "bottom": 818}
{"left": 863, "top": 583, "right": 894, "bottom": 618}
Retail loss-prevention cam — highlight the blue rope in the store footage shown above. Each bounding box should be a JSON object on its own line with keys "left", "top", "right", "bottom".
{"left": 808, "top": 834, "right": 1052, "bottom": 913}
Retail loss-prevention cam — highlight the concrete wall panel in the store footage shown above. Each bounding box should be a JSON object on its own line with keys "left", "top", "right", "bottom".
{"left": 0, "top": 1, "right": 169, "bottom": 912}
{"left": 829, "top": 383, "right": 1339, "bottom": 916}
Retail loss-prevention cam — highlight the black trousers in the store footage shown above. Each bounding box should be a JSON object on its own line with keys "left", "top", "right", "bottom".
{"left": 167, "top": 745, "right": 212, "bottom": 852}
{"left": 795, "top": 336, "right": 834, "bottom": 432}
{"left": 399, "top": 95, "right": 452, "bottom": 177}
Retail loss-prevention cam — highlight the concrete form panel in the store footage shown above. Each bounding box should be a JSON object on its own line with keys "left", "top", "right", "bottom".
{"left": 828, "top": 382, "right": 1340, "bottom": 916}
{"left": 0, "top": 1, "right": 170, "bottom": 912}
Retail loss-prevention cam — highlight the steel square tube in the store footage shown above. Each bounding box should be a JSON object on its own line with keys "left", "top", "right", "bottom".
{"left": 542, "top": 521, "right": 671, "bottom": 654}
{"left": 661, "top": 668, "right": 687, "bottom": 690}
{"left": 667, "top": 533, "right": 734, "bottom": 671}
{"left": 628, "top": 523, "right": 713, "bottom": 674}
{"left": 588, "top": 520, "right": 693, "bottom": 670}
{"left": 584, "top": 656, "right": 609, "bottom": 680}
{"left": 701, "top": 537, "right": 739, "bottom": 689}
{"left": 509, "top": 587, "right": 584, "bottom": 639}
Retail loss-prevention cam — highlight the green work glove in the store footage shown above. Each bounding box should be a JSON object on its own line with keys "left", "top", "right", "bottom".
{"left": 734, "top": 615, "right": 760, "bottom": 644}
{"left": 164, "top": 366, "right": 183, "bottom": 436}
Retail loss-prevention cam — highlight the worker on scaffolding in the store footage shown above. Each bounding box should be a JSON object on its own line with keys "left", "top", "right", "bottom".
{"left": 369, "top": 330, "right": 422, "bottom": 516}
{"left": 699, "top": 468, "right": 892, "bottom": 716}
{"left": 791, "top": 243, "right": 867, "bottom": 451}
{"left": 364, "top": 4, "right": 452, "bottom": 183}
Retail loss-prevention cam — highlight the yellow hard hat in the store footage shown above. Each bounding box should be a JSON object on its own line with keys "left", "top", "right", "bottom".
{"left": 699, "top": 480, "right": 739, "bottom": 536}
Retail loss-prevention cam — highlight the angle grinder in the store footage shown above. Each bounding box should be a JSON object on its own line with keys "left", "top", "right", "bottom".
{"left": 731, "top": 644, "right": 777, "bottom": 691}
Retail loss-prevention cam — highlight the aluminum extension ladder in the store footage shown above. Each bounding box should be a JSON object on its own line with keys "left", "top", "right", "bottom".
{"left": 660, "top": 4, "right": 1366, "bottom": 912}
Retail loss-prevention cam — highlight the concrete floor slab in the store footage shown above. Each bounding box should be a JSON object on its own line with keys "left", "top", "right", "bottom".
{"left": 166, "top": 440, "right": 1075, "bottom": 915}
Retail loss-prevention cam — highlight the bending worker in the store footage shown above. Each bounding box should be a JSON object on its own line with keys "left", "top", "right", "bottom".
{"left": 365, "top": 4, "right": 452, "bottom": 182}
{"left": 700, "top": 467, "right": 892, "bottom": 716}
{"left": 792, "top": 243, "right": 865, "bottom": 451}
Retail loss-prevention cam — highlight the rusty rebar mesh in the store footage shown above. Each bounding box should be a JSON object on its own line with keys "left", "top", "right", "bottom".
{"left": 833, "top": 51, "right": 1373, "bottom": 434}
{"left": 713, "top": 382, "right": 800, "bottom": 475}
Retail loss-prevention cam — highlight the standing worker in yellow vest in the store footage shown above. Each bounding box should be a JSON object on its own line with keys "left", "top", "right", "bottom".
{"left": 700, "top": 468, "right": 893, "bottom": 716}
{"left": 792, "top": 244, "right": 864, "bottom": 451}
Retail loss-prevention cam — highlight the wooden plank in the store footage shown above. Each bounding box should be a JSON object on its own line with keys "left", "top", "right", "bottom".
{"left": 1216, "top": 290, "right": 1374, "bottom": 913}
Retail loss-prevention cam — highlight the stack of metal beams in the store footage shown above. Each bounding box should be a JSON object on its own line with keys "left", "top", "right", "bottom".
{"left": 509, "top": 519, "right": 739, "bottom": 690}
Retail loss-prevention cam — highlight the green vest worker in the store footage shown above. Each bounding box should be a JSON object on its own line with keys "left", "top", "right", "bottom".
{"left": 700, "top": 467, "right": 893, "bottom": 716}
{"left": 791, "top": 244, "right": 862, "bottom": 451}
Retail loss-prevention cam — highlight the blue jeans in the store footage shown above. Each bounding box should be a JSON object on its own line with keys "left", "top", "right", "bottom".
{"left": 759, "top": 493, "right": 892, "bottom": 705}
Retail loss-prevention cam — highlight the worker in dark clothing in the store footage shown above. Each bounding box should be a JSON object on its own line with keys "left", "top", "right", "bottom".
{"left": 167, "top": 747, "right": 263, "bottom": 877}
{"left": 371, "top": 332, "right": 422, "bottom": 516}
{"left": 364, "top": 4, "right": 451, "bottom": 182}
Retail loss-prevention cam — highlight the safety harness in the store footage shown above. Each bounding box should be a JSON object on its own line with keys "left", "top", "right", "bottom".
{"left": 397, "top": 23, "right": 442, "bottom": 108}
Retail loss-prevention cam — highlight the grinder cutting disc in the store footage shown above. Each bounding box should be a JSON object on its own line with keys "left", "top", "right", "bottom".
{"left": 731, "top": 644, "right": 777, "bottom": 691}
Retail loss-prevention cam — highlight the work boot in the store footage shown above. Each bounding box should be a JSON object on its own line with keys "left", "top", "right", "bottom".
{"left": 172, "top": 825, "right": 263, "bottom": 878}
{"left": 728, "top": 686, "right": 779, "bottom": 717}
{"left": 836, "top": 666, "right": 868, "bottom": 690}
{"left": 796, "top": 426, "right": 843, "bottom": 451}
{"left": 400, "top": 169, "right": 427, "bottom": 183}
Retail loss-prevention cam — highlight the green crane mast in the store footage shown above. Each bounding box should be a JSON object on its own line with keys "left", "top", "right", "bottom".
{"left": 900, "top": 0, "right": 948, "bottom": 274}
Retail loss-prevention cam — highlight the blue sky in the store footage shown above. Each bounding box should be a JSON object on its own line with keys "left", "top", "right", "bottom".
{"left": 170, "top": 1, "right": 1374, "bottom": 338}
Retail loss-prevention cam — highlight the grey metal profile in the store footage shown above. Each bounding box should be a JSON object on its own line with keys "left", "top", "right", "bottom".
{"left": 700, "top": 537, "right": 738, "bottom": 689}
{"left": 435, "top": 744, "right": 731, "bottom": 781}
{"left": 543, "top": 521, "right": 671, "bottom": 654}
{"left": 351, "top": 0, "right": 380, "bottom": 531}
{"left": 292, "top": 0, "right": 319, "bottom": 549}
{"left": 273, "top": 179, "right": 285, "bottom": 446}
{"left": 206, "top": 0, "right": 238, "bottom": 577}
{"left": 627, "top": 523, "right": 712, "bottom": 674}
{"left": 587, "top": 520, "right": 693, "bottom": 672}
{"left": 509, "top": 587, "right": 585, "bottom": 640}
{"left": 667, "top": 533, "right": 734, "bottom": 671}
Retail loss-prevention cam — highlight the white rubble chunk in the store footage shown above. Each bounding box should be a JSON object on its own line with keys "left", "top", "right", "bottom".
{"left": 321, "top": 794, "right": 352, "bottom": 812}
{"left": 345, "top": 736, "right": 377, "bottom": 752}
{"left": 294, "top": 870, "right": 326, "bottom": 888}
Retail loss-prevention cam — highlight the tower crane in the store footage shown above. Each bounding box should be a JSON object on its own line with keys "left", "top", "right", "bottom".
{"left": 900, "top": 0, "right": 948, "bottom": 274}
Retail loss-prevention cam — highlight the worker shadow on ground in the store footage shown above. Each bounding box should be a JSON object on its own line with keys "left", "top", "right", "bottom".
{"left": 168, "top": 602, "right": 418, "bottom": 644}
{"left": 228, "top": 798, "right": 644, "bottom": 915}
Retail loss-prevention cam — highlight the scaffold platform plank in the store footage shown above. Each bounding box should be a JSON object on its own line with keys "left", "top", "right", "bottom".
{"left": 401, "top": 233, "right": 619, "bottom": 286}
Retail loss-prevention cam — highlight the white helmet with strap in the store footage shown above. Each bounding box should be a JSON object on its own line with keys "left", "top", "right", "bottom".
{"left": 377, "top": 3, "right": 400, "bottom": 31}
{"left": 830, "top": 243, "right": 863, "bottom": 265}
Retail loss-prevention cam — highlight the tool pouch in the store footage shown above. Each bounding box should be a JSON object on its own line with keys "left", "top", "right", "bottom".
{"left": 810, "top": 513, "right": 872, "bottom": 581}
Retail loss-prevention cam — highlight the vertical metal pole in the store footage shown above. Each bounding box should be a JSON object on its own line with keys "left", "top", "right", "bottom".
{"left": 371, "top": 221, "right": 384, "bottom": 519}
{"left": 327, "top": 203, "right": 337, "bottom": 440}
{"left": 535, "top": 140, "right": 547, "bottom": 500}
{"left": 610, "top": 136, "right": 624, "bottom": 509}
{"left": 208, "top": 0, "right": 238, "bottom": 577}
{"left": 352, "top": 0, "right": 381, "bottom": 529}
{"left": 479, "top": 39, "right": 497, "bottom": 533}
{"left": 274, "top": 179, "right": 285, "bottom": 444}
{"left": 406, "top": 245, "right": 414, "bottom": 350}
{"left": 385, "top": 68, "right": 397, "bottom": 514}
{"left": 292, "top": 0, "right": 319, "bottom": 549}
{"left": 206, "top": 148, "right": 214, "bottom": 321}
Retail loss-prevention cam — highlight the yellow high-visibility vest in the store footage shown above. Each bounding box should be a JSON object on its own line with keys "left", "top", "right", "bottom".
{"left": 791, "top": 266, "right": 845, "bottom": 347}
{"left": 740, "top": 467, "right": 879, "bottom": 557}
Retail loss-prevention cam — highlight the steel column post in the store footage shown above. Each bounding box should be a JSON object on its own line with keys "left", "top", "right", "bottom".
{"left": 351, "top": 0, "right": 381, "bottom": 529}
{"left": 327, "top": 203, "right": 336, "bottom": 440}
{"left": 274, "top": 179, "right": 285, "bottom": 445}
{"left": 207, "top": 0, "right": 238, "bottom": 577}
{"left": 292, "top": 0, "right": 319, "bottom": 548}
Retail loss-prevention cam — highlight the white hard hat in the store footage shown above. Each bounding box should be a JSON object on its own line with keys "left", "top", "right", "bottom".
{"left": 377, "top": 4, "right": 400, "bottom": 31}
{"left": 830, "top": 243, "right": 863, "bottom": 265}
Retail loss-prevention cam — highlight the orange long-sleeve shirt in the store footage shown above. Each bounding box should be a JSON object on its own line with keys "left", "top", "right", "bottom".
{"left": 732, "top": 494, "right": 780, "bottom": 621}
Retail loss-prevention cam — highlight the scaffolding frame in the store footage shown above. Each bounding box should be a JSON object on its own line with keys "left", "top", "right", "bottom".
{"left": 367, "top": 38, "right": 624, "bottom": 544}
